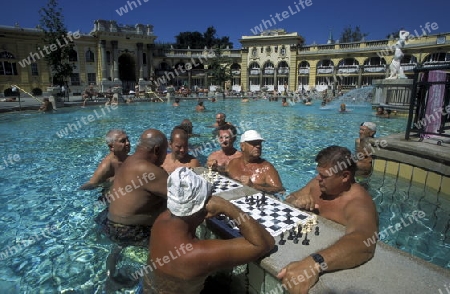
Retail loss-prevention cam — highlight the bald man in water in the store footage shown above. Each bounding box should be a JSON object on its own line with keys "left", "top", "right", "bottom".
{"left": 161, "top": 127, "right": 201, "bottom": 174}
{"left": 104, "top": 129, "right": 169, "bottom": 245}
{"left": 226, "top": 130, "right": 284, "bottom": 193}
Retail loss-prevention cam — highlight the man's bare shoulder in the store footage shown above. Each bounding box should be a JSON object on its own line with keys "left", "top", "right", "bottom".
{"left": 343, "top": 184, "right": 378, "bottom": 224}
{"left": 208, "top": 150, "right": 222, "bottom": 159}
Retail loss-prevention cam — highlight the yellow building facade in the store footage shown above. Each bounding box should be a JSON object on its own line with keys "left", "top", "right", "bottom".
{"left": 0, "top": 21, "right": 449, "bottom": 96}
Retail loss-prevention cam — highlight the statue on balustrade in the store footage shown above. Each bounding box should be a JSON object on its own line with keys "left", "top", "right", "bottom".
{"left": 387, "top": 30, "right": 410, "bottom": 79}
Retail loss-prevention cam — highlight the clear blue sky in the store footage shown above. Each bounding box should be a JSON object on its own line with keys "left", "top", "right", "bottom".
{"left": 2, "top": 0, "right": 450, "bottom": 48}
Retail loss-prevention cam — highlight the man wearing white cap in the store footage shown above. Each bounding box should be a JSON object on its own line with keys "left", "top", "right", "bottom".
{"left": 227, "top": 130, "right": 284, "bottom": 193}
{"left": 355, "top": 122, "right": 376, "bottom": 179}
{"left": 144, "top": 167, "right": 274, "bottom": 293}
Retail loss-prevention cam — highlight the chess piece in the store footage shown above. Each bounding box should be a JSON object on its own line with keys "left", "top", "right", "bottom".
{"left": 293, "top": 226, "right": 299, "bottom": 244}
{"left": 287, "top": 227, "right": 295, "bottom": 240}
{"left": 302, "top": 233, "right": 310, "bottom": 245}
{"left": 315, "top": 226, "right": 320, "bottom": 236}
{"left": 297, "top": 223, "right": 303, "bottom": 238}
{"left": 278, "top": 232, "right": 286, "bottom": 245}
{"left": 261, "top": 192, "right": 266, "bottom": 204}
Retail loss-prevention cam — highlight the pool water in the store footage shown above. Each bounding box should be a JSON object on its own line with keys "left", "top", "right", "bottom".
{"left": 0, "top": 95, "right": 448, "bottom": 293}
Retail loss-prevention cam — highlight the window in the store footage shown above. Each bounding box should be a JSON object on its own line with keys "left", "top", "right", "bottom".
{"left": 0, "top": 51, "right": 15, "bottom": 59}
{"left": 87, "top": 73, "right": 96, "bottom": 84}
{"left": 0, "top": 61, "right": 18, "bottom": 75}
{"left": 252, "top": 48, "right": 257, "bottom": 57}
{"left": 85, "top": 49, "right": 94, "bottom": 62}
{"left": 260, "top": 47, "right": 263, "bottom": 53}
{"left": 70, "top": 73, "right": 80, "bottom": 85}
{"left": 69, "top": 50, "right": 78, "bottom": 62}
{"left": 281, "top": 47, "right": 286, "bottom": 55}
{"left": 106, "top": 51, "right": 111, "bottom": 65}
{"left": 143, "top": 53, "right": 147, "bottom": 65}
{"left": 31, "top": 63, "right": 39, "bottom": 76}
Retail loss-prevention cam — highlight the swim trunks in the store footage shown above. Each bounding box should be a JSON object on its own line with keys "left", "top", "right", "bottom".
{"left": 95, "top": 209, "right": 151, "bottom": 247}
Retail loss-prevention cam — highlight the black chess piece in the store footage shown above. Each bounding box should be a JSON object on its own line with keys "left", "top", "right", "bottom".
{"left": 302, "top": 233, "right": 310, "bottom": 245}
{"left": 315, "top": 226, "right": 320, "bottom": 236}
{"left": 261, "top": 192, "right": 266, "bottom": 205}
{"left": 287, "top": 227, "right": 295, "bottom": 240}
{"left": 286, "top": 211, "right": 291, "bottom": 222}
{"left": 278, "top": 232, "right": 286, "bottom": 245}
{"left": 297, "top": 224, "right": 303, "bottom": 238}
{"left": 293, "top": 235, "right": 299, "bottom": 244}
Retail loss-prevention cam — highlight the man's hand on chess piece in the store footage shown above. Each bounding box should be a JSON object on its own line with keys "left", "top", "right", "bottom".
{"left": 207, "top": 159, "right": 218, "bottom": 170}
{"left": 285, "top": 191, "right": 318, "bottom": 211}
{"left": 205, "top": 196, "right": 238, "bottom": 219}
{"left": 277, "top": 258, "right": 320, "bottom": 294}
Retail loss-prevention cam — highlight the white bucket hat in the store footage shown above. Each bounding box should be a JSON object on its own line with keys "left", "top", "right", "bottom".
{"left": 167, "top": 167, "right": 212, "bottom": 217}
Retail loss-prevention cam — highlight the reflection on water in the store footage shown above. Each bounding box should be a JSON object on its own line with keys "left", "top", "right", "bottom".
{"left": 0, "top": 96, "right": 448, "bottom": 292}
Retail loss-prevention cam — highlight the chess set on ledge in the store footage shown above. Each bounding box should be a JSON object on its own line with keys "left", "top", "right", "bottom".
{"left": 201, "top": 167, "right": 319, "bottom": 246}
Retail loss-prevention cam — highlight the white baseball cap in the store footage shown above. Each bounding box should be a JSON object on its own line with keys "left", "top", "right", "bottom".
{"left": 167, "top": 167, "right": 212, "bottom": 217}
{"left": 240, "top": 130, "right": 265, "bottom": 143}
{"left": 361, "top": 122, "right": 376, "bottom": 132}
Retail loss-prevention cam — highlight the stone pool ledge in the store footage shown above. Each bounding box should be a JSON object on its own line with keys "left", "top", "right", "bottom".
{"left": 194, "top": 168, "right": 450, "bottom": 293}
{"left": 371, "top": 132, "right": 450, "bottom": 196}
{"left": 256, "top": 215, "right": 450, "bottom": 294}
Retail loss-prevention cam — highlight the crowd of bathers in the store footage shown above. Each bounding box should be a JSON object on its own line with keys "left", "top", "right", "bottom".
{"left": 79, "top": 111, "right": 379, "bottom": 294}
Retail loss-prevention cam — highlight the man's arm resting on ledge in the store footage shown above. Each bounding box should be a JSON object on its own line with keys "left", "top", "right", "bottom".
{"left": 278, "top": 197, "right": 378, "bottom": 293}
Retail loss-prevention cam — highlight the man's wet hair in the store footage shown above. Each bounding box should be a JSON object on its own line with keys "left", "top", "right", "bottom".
{"left": 105, "top": 129, "right": 126, "bottom": 146}
{"left": 178, "top": 122, "right": 193, "bottom": 135}
{"left": 315, "top": 145, "right": 356, "bottom": 175}
{"left": 217, "top": 124, "right": 237, "bottom": 139}
{"left": 171, "top": 126, "right": 189, "bottom": 141}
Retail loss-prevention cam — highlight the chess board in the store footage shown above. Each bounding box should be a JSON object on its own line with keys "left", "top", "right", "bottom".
{"left": 200, "top": 171, "right": 243, "bottom": 194}
{"left": 225, "top": 193, "right": 314, "bottom": 237}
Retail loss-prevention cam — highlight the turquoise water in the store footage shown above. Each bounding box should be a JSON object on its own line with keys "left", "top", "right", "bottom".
{"left": 0, "top": 95, "right": 449, "bottom": 293}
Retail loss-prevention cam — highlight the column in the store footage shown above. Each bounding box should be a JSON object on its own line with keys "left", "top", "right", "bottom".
{"left": 274, "top": 67, "right": 278, "bottom": 92}
{"left": 358, "top": 66, "right": 363, "bottom": 87}
{"left": 100, "top": 40, "right": 107, "bottom": 81}
{"left": 137, "top": 42, "right": 143, "bottom": 80}
{"left": 111, "top": 40, "right": 119, "bottom": 81}
{"left": 147, "top": 44, "right": 154, "bottom": 81}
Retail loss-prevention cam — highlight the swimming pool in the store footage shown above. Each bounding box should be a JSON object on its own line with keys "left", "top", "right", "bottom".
{"left": 0, "top": 96, "right": 448, "bottom": 293}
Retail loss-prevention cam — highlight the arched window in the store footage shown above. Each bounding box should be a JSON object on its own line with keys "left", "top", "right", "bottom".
{"left": 69, "top": 49, "right": 78, "bottom": 62}
{"left": 85, "top": 49, "right": 94, "bottom": 62}
{"left": 0, "top": 51, "right": 15, "bottom": 59}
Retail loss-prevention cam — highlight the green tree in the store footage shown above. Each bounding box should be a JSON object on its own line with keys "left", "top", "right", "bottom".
{"left": 339, "top": 25, "right": 369, "bottom": 43}
{"left": 174, "top": 26, "right": 233, "bottom": 49}
{"left": 208, "top": 46, "right": 233, "bottom": 97}
{"left": 39, "top": 0, "right": 75, "bottom": 85}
